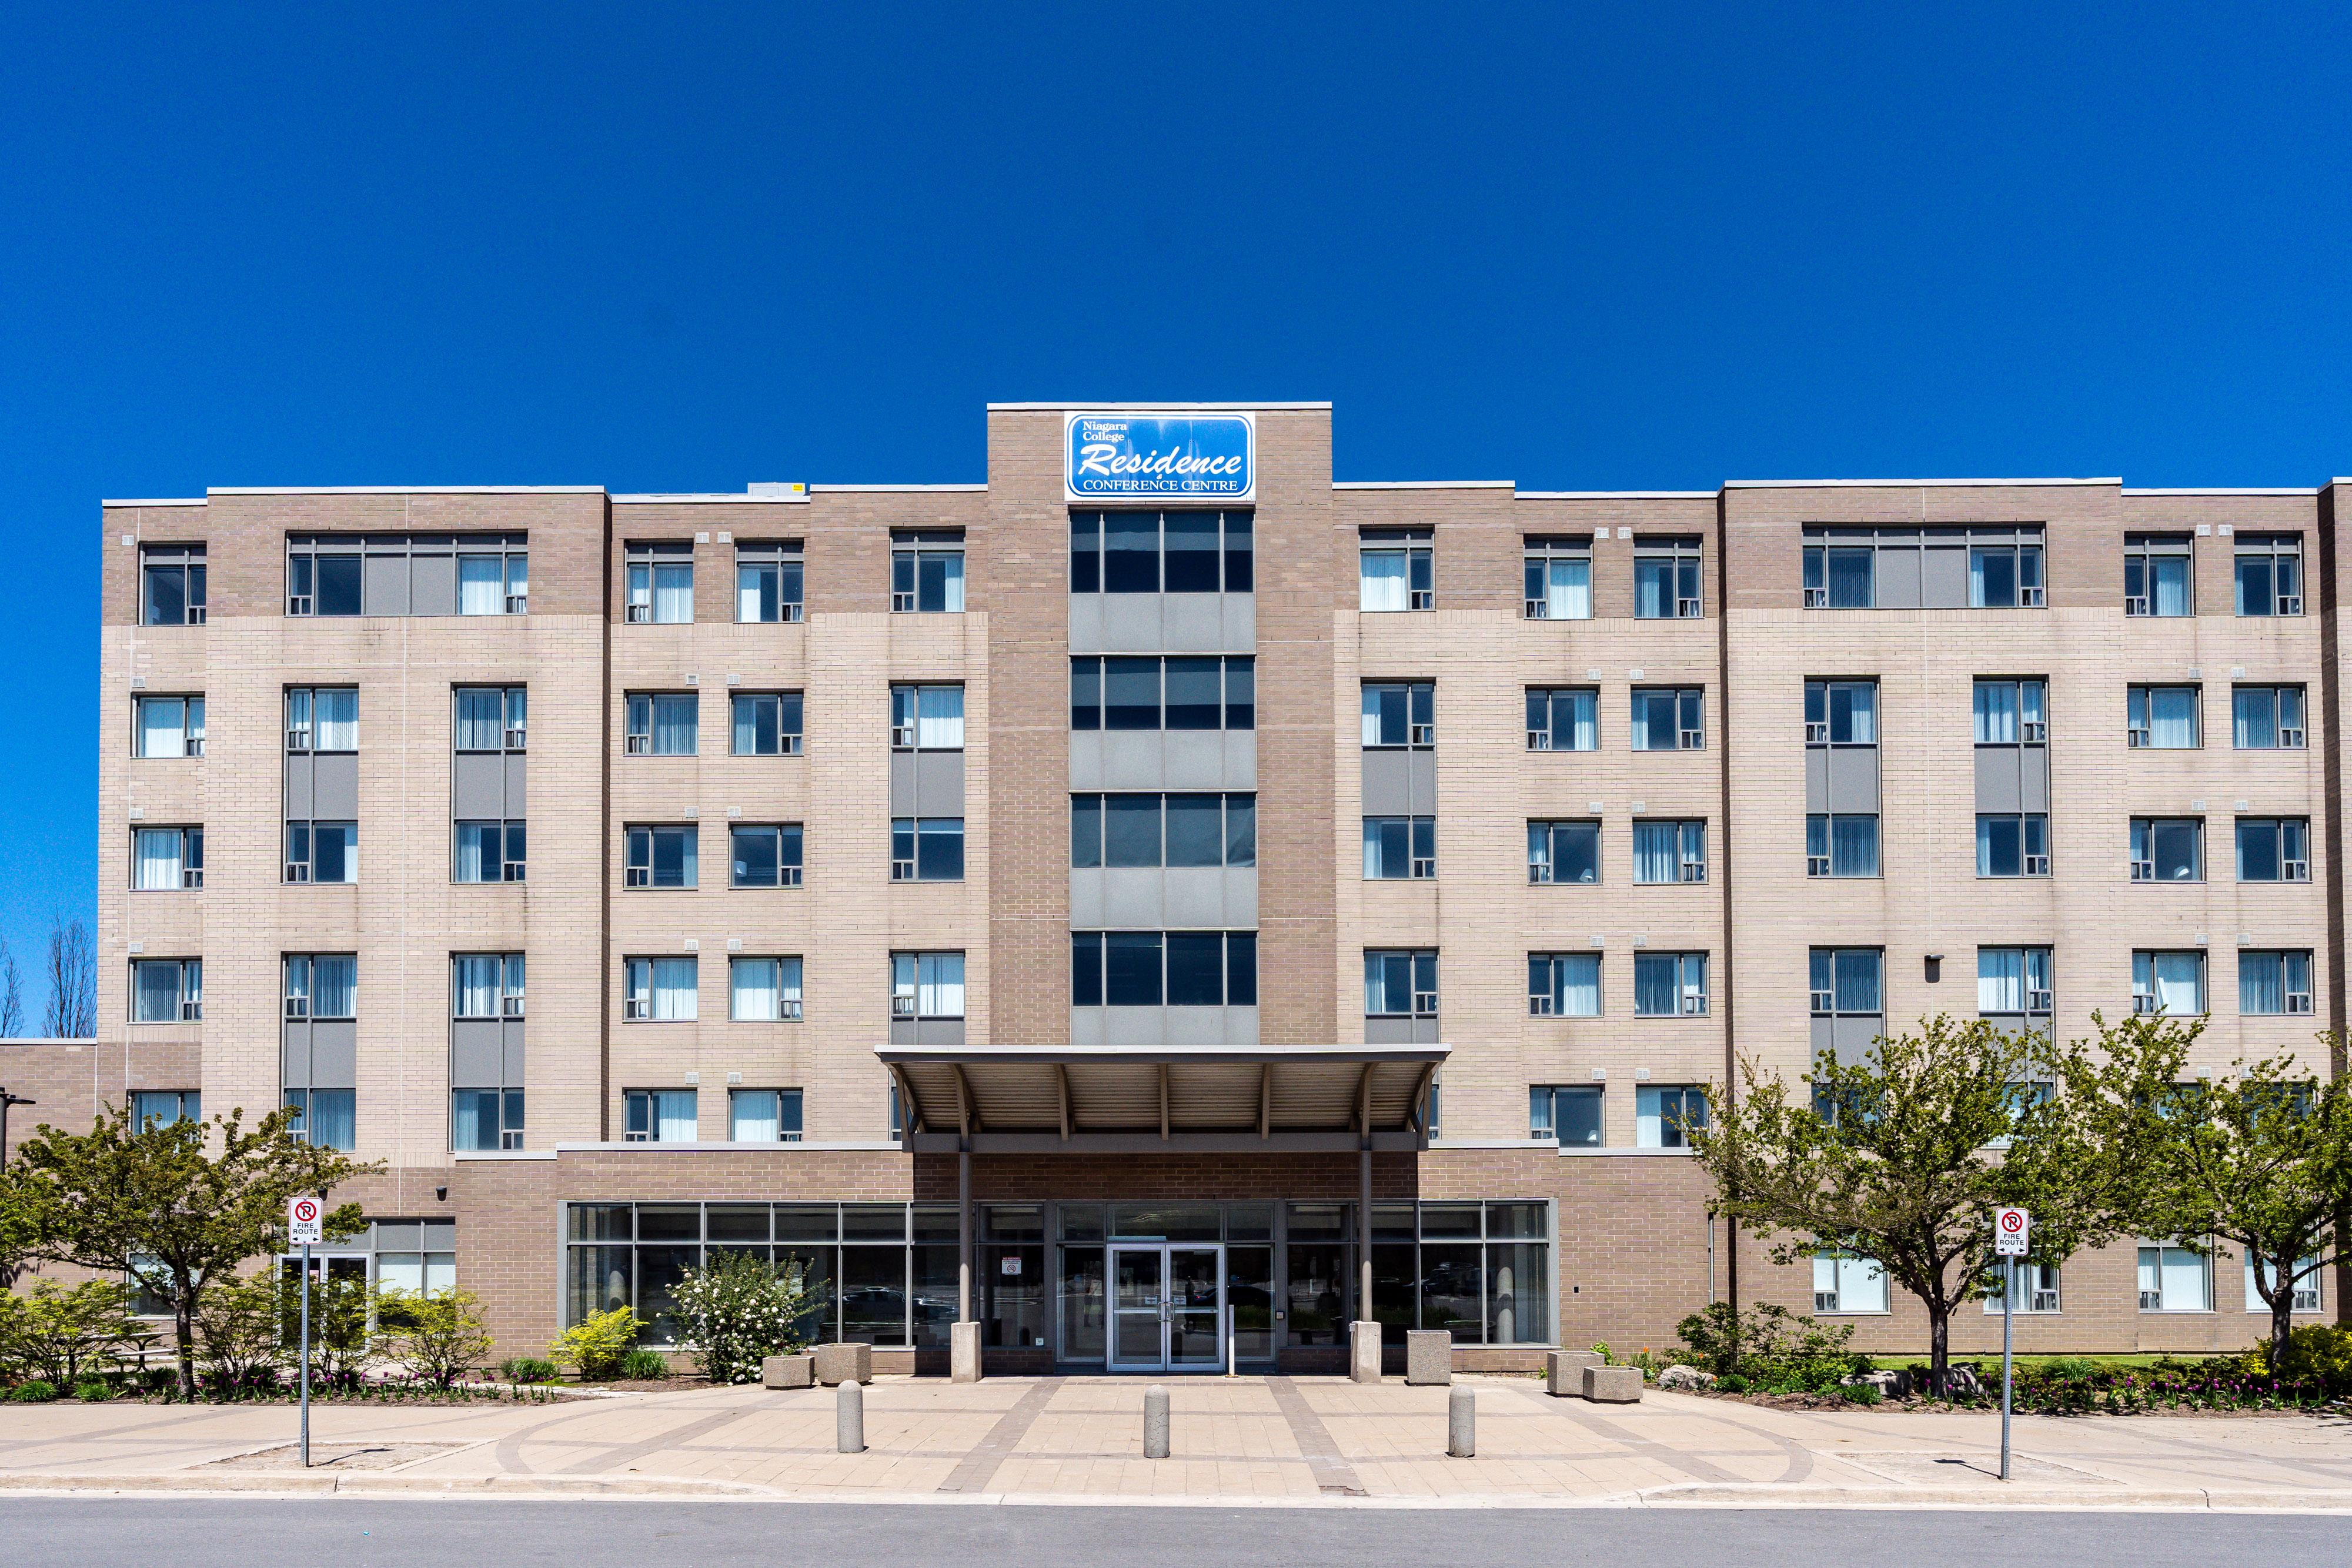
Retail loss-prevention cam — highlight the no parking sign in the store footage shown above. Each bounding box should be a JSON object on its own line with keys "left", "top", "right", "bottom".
{"left": 288, "top": 1196, "right": 323, "bottom": 1245}
{"left": 1993, "top": 1205, "right": 2030, "bottom": 1256}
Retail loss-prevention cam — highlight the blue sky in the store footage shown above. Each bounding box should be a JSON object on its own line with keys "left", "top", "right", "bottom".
{"left": 4, "top": 3, "right": 2349, "bottom": 1016}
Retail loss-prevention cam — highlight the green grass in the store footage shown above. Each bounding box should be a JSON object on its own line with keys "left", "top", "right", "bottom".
{"left": 1861, "top": 1353, "right": 2232, "bottom": 1372}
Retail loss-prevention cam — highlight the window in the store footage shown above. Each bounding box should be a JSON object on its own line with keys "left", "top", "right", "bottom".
{"left": 2133, "top": 951, "right": 2206, "bottom": 1017}
{"left": 449, "top": 1086, "right": 524, "bottom": 1152}
{"left": 626, "top": 825, "right": 698, "bottom": 888}
{"left": 1526, "top": 820, "right": 1599, "bottom": 884}
{"left": 130, "top": 1090, "right": 200, "bottom": 1128}
{"left": 1630, "top": 687, "right": 1703, "bottom": 750}
{"left": 1984, "top": 1261, "right": 2063, "bottom": 1315}
{"left": 288, "top": 534, "right": 525, "bottom": 617}
{"left": 2236, "top": 818, "right": 2311, "bottom": 882}
{"left": 2239, "top": 950, "right": 2314, "bottom": 1016}
{"left": 624, "top": 957, "right": 699, "bottom": 1021}
{"left": 2127, "top": 685, "right": 2199, "bottom": 748}
{"left": 891, "top": 952, "right": 965, "bottom": 1021}
{"left": 1361, "top": 683, "right": 1434, "bottom": 748}
{"left": 2137, "top": 1244, "right": 2211, "bottom": 1311}
{"left": 624, "top": 1089, "right": 700, "bottom": 1142}
{"left": 2130, "top": 818, "right": 2203, "bottom": 882}
{"left": 283, "top": 955, "right": 357, "bottom": 1021}
{"left": 285, "top": 688, "right": 358, "bottom": 754}
{"left": 2234, "top": 534, "right": 2303, "bottom": 617}
{"left": 284, "top": 821, "right": 356, "bottom": 885}
{"left": 1531, "top": 1085, "right": 1603, "bottom": 1146}
{"left": 1527, "top": 954, "right": 1601, "bottom": 1018}
{"left": 1632, "top": 820, "right": 1706, "bottom": 884}
{"left": 1070, "top": 510, "right": 1252, "bottom": 593}
{"left": 1813, "top": 1253, "right": 1889, "bottom": 1313}
{"left": 2233, "top": 686, "right": 2307, "bottom": 750}
{"left": 130, "top": 958, "right": 202, "bottom": 1022}
{"left": 625, "top": 693, "right": 699, "bottom": 755}
{"left": 454, "top": 821, "right": 527, "bottom": 884}
{"left": 625, "top": 541, "right": 694, "bottom": 623}
{"left": 141, "top": 544, "right": 207, "bottom": 625}
{"left": 1978, "top": 948, "right": 2054, "bottom": 1033}
{"left": 1069, "top": 656, "right": 1254, "bottom": 731}
{"left": 1359, "top": 528, "right": 1432, "bottom": 611}
{"left": 1801, "top": 526, "right": 2043, "bottom": 610}
{"left": 452, "top": 952, "right": 525, "bottom": 1019}
{"left": 1810, "top": 948, "right": 1883, "bottom": 1017}
{"left": 2246, "top": 1253, "right": 2323, "bottom": 1314}
{"left": 1973, "top": 678, "right": 2047, "bottom": 744}
{"left": 1635, "top": 1085, "right": 1708, "bottom": 1148}
{"left": 2125, "top": 533, "right": 2193, "bottom": 616}
{"left": 730, "top": 1088, "right": 804, "bottom": 1143}
{"left": 890, "top": 818, "right": 964, "bottom": 881}
{"left": 281, "top": 1087, "right": 355, "bottom": 1151}
{"left": 1633, "top": 536, "right": 1703, "bottom": 618}
{"left": 1522, "top": 537, "right": 1591, "bottom": 620}
{"left": 735, "top": 541, "right": 804, "bottom": 623}
{"left": 1805, "top": 678, "right": 1877, "bottom": 745}
{"left": 730, "top": 957, "right": 804, "bottom": 1021}
{"left": 731, "top": 691, "right": 805, "bottom": 756}
{"left": 731, "top": 824, "right": 806, "bottom": 888}
{"left": 1634, "top": 953, "right": 1709, "bottom": 1017}
{"left": 1364, "top": 950, "right": 1438, "bottom": 1017}
{"left": 1071, "top": 793, "right": 1255, "bottom": 868}
{"left": 891, "top": 531, "right": 965, "bottom": 613}
{"left": 1976, "top": 814, "right": 2050, "bottom": 877}
{"left": 135, "top": 696, "right": 205, "bottom": 758}
{"left": 1525, "top": 687, "right": 1597, "bottom": 752}
{"left": 1806, "top": 815, "right": 1879, "bottom": 877}
{"left": 132, "top": 827, "right": 203, "bottom": 890}
{"left": 1365, "top": 817, "right": 1436, "bottom": 880}
{"left": 282, "top": 954, "right": 356, "bottom": 1152}
{"left": 1071, "top": 931, "right": 1258, "bottom": 1007}
{"left": 891, "top": 684, "right": 964, "bottom": 750}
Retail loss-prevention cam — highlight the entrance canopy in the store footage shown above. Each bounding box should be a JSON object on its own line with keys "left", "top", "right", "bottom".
{"left": 876, "top": 1043, "right": 1447, "bottom": 1154}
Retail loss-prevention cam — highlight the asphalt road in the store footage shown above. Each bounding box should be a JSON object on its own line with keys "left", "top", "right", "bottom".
{"left": 0, "top": 1500, "right": 2338, "bottom": 1566}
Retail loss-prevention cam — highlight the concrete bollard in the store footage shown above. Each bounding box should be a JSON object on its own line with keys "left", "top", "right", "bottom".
{"left": 837, "top": 1378, "right": 866, "bottom": 1453}
{"left": 1448, "top": 1384, "right": 1475, "bottom": 1458}
{"left": 1144, "top": 1383, "right": 1171, "bottom": 1459}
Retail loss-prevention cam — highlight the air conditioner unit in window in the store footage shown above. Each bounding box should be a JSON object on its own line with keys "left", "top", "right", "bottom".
{"left": 2024, "top": 854, "right": 2051, "bottom": 876}
{"left": 891, "top": 994, "right": 917, "bottom": 1018}
{"left": 1409, "top": 723, "right": 1435, "bottom": 747}
{"left": 186, "top": 606, "right": 206, "bottom": 624}
{"left": 1408, "top": 589, "right": 1433, "bottom": 610}
{"left": 626, "top": 603, "right": 651, "bottom": 623}
{"left": 2021, "top": 586, "right": 2045, "bottom": 607}
{"left": 1524, "top": 598, "right": 1548, "bottom": 619}
{"left": 1803, "top": 587, "right": 1828, "bottom": 608}
{"left": 1529, "top": 995, "right": 1556, "bottom": 1017}
{"left": 626, "top": 866, "right": 650, "bottom": 887}
{"left": 285, "top": 862, "right": 311, "bottom": 884}
{"left": 506, "top": 594, "right": 527, "bottom": 614}
{"left": 626, "top": 997, "right": 650, "bottom": 1019}
{"left": 1679, "top": 728, "right": 1703, "bottom": 749}
{"left": 2288, "top": 992, "right": 2315, "bottom": 1015}
{"left": 2285, "top": 859, "right": 2310, "bottom": 881}
{"left": 891, "top": 724, "right": 917, "bottom": 748}
{"left": 502, "top": 995, "right": 524, "bottom": 1017}
{"left": 2133, "top": 994, "right": 2161, "bottom": 1015}
{"left": 780, "top": 998, "right": 804, "bottom": 1019}
{"left": 2139, "top": 1289, "right": 2162, "bottom": 1309}
{"left": 501, "top": 1129, "right": 524, "bottom": 1149}
{"left": 2126, "top": 594, "right": 2150, "bottom": 616}
{"left": 2281, "top": 596, "right": 2304, "bottom": 615}
{"left": 181, "top": 1000, "right": 202, "bottom": 1021}
{"left": 1806, "top": 855, "right": 1830, "bottom": 877}
{"left": 625, "top": 734, "right": 650, "bottom": 754}
{"left": 2280, "top": 727, "right": 2306, "bottom": 747}
{"left": 1813, "top": 1290, "right": 1839, "bottom": 1312}
{"left": 288, "top": 595, "right": 314, "bottom": 616}
{"left": 182, "top": 868, "right": 204, "bottom": 889}
{"left": 1804, "top": 721, "right": 1829, "bottom": 744}
{"left": 781, "top": 866, "right": 804, "bottom": 887}
{"left": 504, "top": 727, "right": 527, "bottom": 749}
{"left": 1681, "top": 862, "right": 1706, "bottom": 882}
{"left": 2020, "top": 721, "right": 2047, "bottom": 742}
{"left": 1529, "top": 864, "right": 1555, "bottom": 884}
{"left": 1410, "top": 856, "right": 1435, "bottom": 878}
{"left": 891, "top": 590, "right": 916, "bottom": 612}
{"left": 1411, "top": 991, "right": 1438, "bottom": 1015}
{"left": 2030, "top": 1289, "right": 2060, "bottom": 1312}
{"left": 1526, "top": 730, "right": 1552, "bottom": 751}
{"left": 2130, "top": 861, "right": 2154, "bottom": 881}
{"left": 1677, "top": 597, "right": 1701, "bottom": 617}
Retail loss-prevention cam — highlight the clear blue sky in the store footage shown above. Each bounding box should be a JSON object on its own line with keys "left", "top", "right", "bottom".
{"left": 5, "top": 4, "right": 2350, "bottom": 1014}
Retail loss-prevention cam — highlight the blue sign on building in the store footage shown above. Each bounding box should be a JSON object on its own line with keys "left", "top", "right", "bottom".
{"left": 1065, "top": 412, "right": 1255, "bottom": 503}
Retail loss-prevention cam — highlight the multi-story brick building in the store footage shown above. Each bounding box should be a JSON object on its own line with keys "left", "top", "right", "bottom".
{"left": 29, "top": 403, "right": 2346, "bottom": 1372}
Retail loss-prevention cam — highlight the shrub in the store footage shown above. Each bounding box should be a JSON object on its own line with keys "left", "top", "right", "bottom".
{"left": 671, "top": 1251, "right": 814, "bottom": 1385}
{"left": 1844, "top": 1381, "right": 1882, "bottom": 1406}
{"left": 2269, "top": 1326, "right": 2352, "bottom": 1390}
{"left": 1715, "top": 1372, "right": 1749, "bottom": 1393}
{"left": 376, "top": 1289, "right": 495, "bottom": 1390}
{"left": 10, "top": 1380, "right": 59, "bottom": 1402}
{"left": 74, "top": 1380, "right": 112, "bottom": 1402}
{"left": 198, "top": 1275, "right": 288, "bottom": 1387}
{"left": 2042, "top": 1356, "right": 2097, "bottom": 1382}
{"left": 549, "top": 1306, "right": 643, "bottom": 1382}
{"left": 500, "top": 1357, "right": 560, "bottom": 1385}
{"left": 621, "top": 1349, "right": 671, "bottom": 1380}
{"left": 1675, "top": 1300, "right": 1864, "bottom": 1387}
{"left": 0, "top": 1279, "right": 142, "bottom": 1386}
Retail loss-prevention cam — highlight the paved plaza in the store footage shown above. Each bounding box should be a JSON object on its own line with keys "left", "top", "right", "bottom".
{"left": 1, "top": 1376, "right": 2348, "bottom": 1509}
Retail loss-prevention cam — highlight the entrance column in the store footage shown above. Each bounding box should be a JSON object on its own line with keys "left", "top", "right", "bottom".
{"left": 1350, "top": 1071, "right": 1380, "bottom": 1383}
{"left": 951, "top": 1138, "right": 981, "bottom": 1381}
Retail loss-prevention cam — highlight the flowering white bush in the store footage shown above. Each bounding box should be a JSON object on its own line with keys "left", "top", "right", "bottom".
{"left": 671, "top": 1251, "right": 813, "bottom": 1384}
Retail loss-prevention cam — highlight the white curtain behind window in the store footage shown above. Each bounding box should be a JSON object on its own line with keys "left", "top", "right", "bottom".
{"left": 133, "top": 830, "right": 182, "bottom": 889}
{"left": 653, "top": 563, "right": 693, "bottom": 623}
{"left": 2150, "top": 556, "right": 2190, "bottom": 616}
{"left": 650, "top": 958, "right": 698, "bottom": 1020}
{"left": 1632, "top": 823, "right": 1679, "bottom": 883}
{"left": 312, "top": 689, "right": 357, "bottom": 751}
{"left": 453, "top": 956, "right": 502, "bottom": 1017}
{"left": 133, "top": 961, "right": 179, "bottom": 1022}
{"left": 653, "top": 694, "right": 696, "bottom": 754}
{"left": 311, "top": 956, "right": 356, "bottom": 1018}
{"left": 139, "top": 699, "right": 186, "bottom": 758}
{"left": 457, "top": 556, "right": 503, "bottom": 614}
{"left": 654, "top": 1089, "right": 698, "bottom": 1142}
{"left": 2137, "top": 952, "right": 2203, "bottom": 1014}
{"left": 731, "top": 1090, "right": 781, "bottom": 1142}
{"left": 1973, "top": 683, "right": 2017, "bottom": 744}
{"left": 1555, "top": 954, "right": 1599, "bottom": 1017}
{"left": 1359, "top": 550, "right": 1406, "bottom": 611}
{"left": 918, "top": 687, "right": 964, "bottom": 749}
{"left": 918, "top": 954, "right": 964, "bottom": 1017}
{"left": 937, "top": 553, "right": 965, "bottom": 612}
{"left": 1543, "top": 558, "right": 1590, "bottom": 619}
{"left": 2149, "top": 688, "right": 2197, "bottom": 748}
{"left": 1979, "top": 949, "right": 2024, "bottom": 1012}
{"left": 455, "top": 689, "right": 503, "bottom": 750}
{"left": 731, "top": 957, "right": 780, "bottom": 1021}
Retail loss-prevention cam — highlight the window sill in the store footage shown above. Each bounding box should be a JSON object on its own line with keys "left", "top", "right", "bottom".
{"left": 1554, "top": 1145, "right": 1695, "bottom": 1157}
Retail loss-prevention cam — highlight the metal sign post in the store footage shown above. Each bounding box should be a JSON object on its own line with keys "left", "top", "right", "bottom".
{"left": 288, "top": 1196, "right": 324, "bottom": 1468}
{"left": 1993, "top": 1206, "right": 2030, "bottom": 1483}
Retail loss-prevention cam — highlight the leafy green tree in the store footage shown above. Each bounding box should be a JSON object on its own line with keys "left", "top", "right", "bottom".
{"left": 0, "top": 1278, "right": 141, "bottom": 1385}
{"left": 1690, "top": 1014, "right": 2170, "bottom": 1395}
{"left": 0, "top": 1105, "right": 379, "bottom": 1398}
{"left": 196, "top": 1273, "right": 288, "bottom": 1388}
{"left": 377, "top": 1287, "right": 495, "bottom": 1389}
{"left": 2128, "top": 1049, "right": 2352, "bottom": 1364}
{"left": 672, "top": 1251, "right": 813, "bottom": 1383}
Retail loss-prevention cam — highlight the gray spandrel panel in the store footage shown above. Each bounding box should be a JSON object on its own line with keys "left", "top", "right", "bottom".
{"left": 890, "top": 752, "right": 918, "bottom": 816}
{"left": 502, "top": 1024, "right": 526, "bottom": 1085}
{"left": 1361, "top": 750, "right": 1414, "bottom": 817}
{"left": 1825, "top": 748, "right": 1879, "bottom": 814}
{"left": 452, "top": 754, "right": 506, "bottom": 820}
{"left": 309, "top": 1021, "right": 358, "bottom": 1089}
{"left": 1876, "top": 547, "right": 1920, "bottom": 609}
{"left": 1068, "top": 869, "right": 1106, "bottom": 928}
{"left": 285, "top": 755, "right": 315, "bottom": 820}
{"left": 1975, "top": 747, "right": 2022, "bottom": 814}
{"left": 1805, "top": 749, "right": 1829, "bottom": 814}
{"left": 1101, "top": 868, "right": 1167, "bottom": 929}
{"left": 451, "top": 1021, "right": 504, "bottom": 1089}
{"left": 282, "top": 1025, "right": 312, "bottom": 1088}
{"left": 503, "top": 754, "right": 527, "bottom": 817}
{"left": 362, "top": 554, "right": 410, "bottom": 617}
{"left": 2020, "top": 747, "right": 2049, "bottom": 813}
{"left": 412, "top": 553, "right": 457, "bottom": 617}
{"left": 314, "top": 753, "right": 359, "bottom": 820}
{"left": 1922, "top": 545, "right": 1969, "bottom": 608}
{"left": 916, "top": 750, "right": 965, "bottom": 815}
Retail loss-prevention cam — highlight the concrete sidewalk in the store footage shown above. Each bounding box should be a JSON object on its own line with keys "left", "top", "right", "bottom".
{"left": 2, "top": 1376, "right": 2349, "bottom": 1510}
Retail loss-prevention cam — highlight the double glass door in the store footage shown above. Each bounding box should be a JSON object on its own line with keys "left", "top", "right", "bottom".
{"left": 1108, "top": 1243, "right": 1225, "bottom": 1372}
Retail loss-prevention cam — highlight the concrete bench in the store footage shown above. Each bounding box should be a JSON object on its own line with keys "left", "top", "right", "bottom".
{"left": 1583, "top": 1365, "right": 1643, "bottom": 1404}
{"left": 761, "top": 1353, "right": 815, "bottom": 1389}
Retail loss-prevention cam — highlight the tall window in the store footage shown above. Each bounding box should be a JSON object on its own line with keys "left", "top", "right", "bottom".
{"left": 450, "top": 951, "right": 525, "bottom": 1153}
{"left": 735, "top": 542, "right": 804, "bottom": 623}
{"left": 1525, "top": 687, "right": 1597, "bottom": 752}
{"left": 2127, "top": 685, "right": 2200, "bottom": 748}
{"left": 2239, "top": 950, "right": 2314, "bottom": 1017}
{"left": 135, "top": 696, "right": 205, "bottom": 758}
{"left": 1527, "top": 820, "right": 1599, "bottom": 884}
{"left": 1969, "top": 533, "right": 2045, "bottom": 607}
{"left": 731, "top": 691, "right": 804, "bottom": 756}
{"left": 2130, "top": 818, "right": 2203, "bottom": 882}
{"left": 625, "top": 693, "right": 699, "bottom": 755}
{"left": 1522, "top": 537, "right": 1591, "bottom": 620}
{"left": 731, "top": 824, "right": 806, "bottom": 888}
{"left": 891, "top": 952, "right": 965, "bottom": 1022}
{"left": 1071, "top": 794, "right": 1254, "bottom": 868}
{"left": 624, "top": 1089, "right": 700, "bottom": 1142}
{"left": 1978, "top": 948, "right": 2054, "bottom": 1034}
{"left": 1634, "top": 953, "right": 1708, "bottom": 1017}
{"left": 1070, "top": 657, "right": 1254, "bottom": 731}
{"left": 1632, "top": 820, "right": 1706, "bottom": 883}
{"left": 1364, "top": 950, "right": 1438, "bottom": 1018}
{"left": 626, "top": 825, "right": 698, "bottom": 888}
{"left": 1635, "top": 1086, "right": 1708, "bottom": 1148}
{"left": 1630, "top": 686, "right": 1703, "bottom": 750}
{"left": 1361, "top": 683, "right": 1434, "bottom": 748}
{"left": 453, "top": 685, "right": 527, "bottom": 884}
{"left": 730, "top": 957, "right": 805, "bottom": 1021}
{"left": 1359, "top": 529, "right": 1432, "bottom": 611}
{"left": 1805, "top": 678, "right": 1877, "bottom": 745}
{"left": 1070, "top": 511, "right": 1251, "bottom": 593}
{"left": 1528, "top": 953, "right": 1601, "bottom": 1018}
{"left": 2233, "top": 534, "right": 2303, "bottom": 617}
{"left": 730, "top": 1089, "right": 804, "bottom": 1143}
{"left": 2124, "top": 534, "right": 2192, "bottom": 616}
{"left": 624, "top": 957, "right": 699, "bottom": 1021}
{"left": 141, "top": 544, "right": 207, "bottom": 626}
{"left": 891, "top": 685, "right": 964, "bottom": 750}
{"left": 2236, "top": 817, "right": 2311, "bottom": 882}
{"left": 892, "top": 531, "right": 965, "bottom": 613}
{"left": 1810, "top": 948, "right": 1883, "bottom": 1020}
{"left": 130, "top": 958, "right": 202, "bottom": 1022}
{"left": 1071, "top": 932, "right": 1258, "bottom": 1007}
{"left": 1633, "top": 536, "right": 1703, "bottom": 618}
{"left": 282, "top": 955, "right": 356, "bottom": 1152}
{"left": 132, "top": 827, "right": 203, "bottom": 890}
{"left": 624, "top": 541, "right": 694, "bottom": 623}
{"left": 1531, "top": 1085, "right": 1602, "bottom": 1145}
{"left": 2132, "top": 951, "right": 2205, "bottom": 1017}
{"left": 1365, "top": 817, "right": 1436, "bottom": 880}
{"left": 2232, "top": 686, "right": 2306, "bottom": 750}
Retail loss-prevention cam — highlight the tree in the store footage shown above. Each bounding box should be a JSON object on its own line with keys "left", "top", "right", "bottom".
{"left": 42, "top": 915, "right": 94, "bottom": 1039}
{"left": 0, "top": 934, "right": 24, "bottom": 1037}
{"left": 2130, "top": 1049, "right": 2352, "bottom": 1365}
{"left": 196, "top": 1274, "right": 289, "bottom": 1388}
{"left": 0, "top": 1104, "right": 379, "bottom": 1398}
{"left": 671, "top": 1251, "right": 813, "bottom": 1383}
{"left": 0, "top": 1278, "right": 142, "bottom": 1386}
{"left": 1689, "top": 1014, "right": 2169, "bottom": 1396}
{"left": 377, "top": 1287, "right": 495, "bottom": 1389}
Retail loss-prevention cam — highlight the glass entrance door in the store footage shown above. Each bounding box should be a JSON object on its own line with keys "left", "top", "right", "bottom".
{"left": 1107, "top": 1243, "right": 1225, "bottom": 1372}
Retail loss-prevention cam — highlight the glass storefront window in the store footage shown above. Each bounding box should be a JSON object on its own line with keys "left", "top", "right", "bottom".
{"left": 1059, "top": 1204, "right": 1105, "bottom": 1242}
{"left": 840, "top": 1245, "right": 908, "bottom": 1346}
{"left": 1226, "top": 1243, "right": 1275, "bottom": 1362}
{"left": 911, "top": 1244, "right": 959, "bottom": 1349}
{"left": 1110, "top": 1202, "right": 1221, "bottom": 1241}
{"left": 1058, "top": 1245, "right": 1105, "bottom": 1359}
